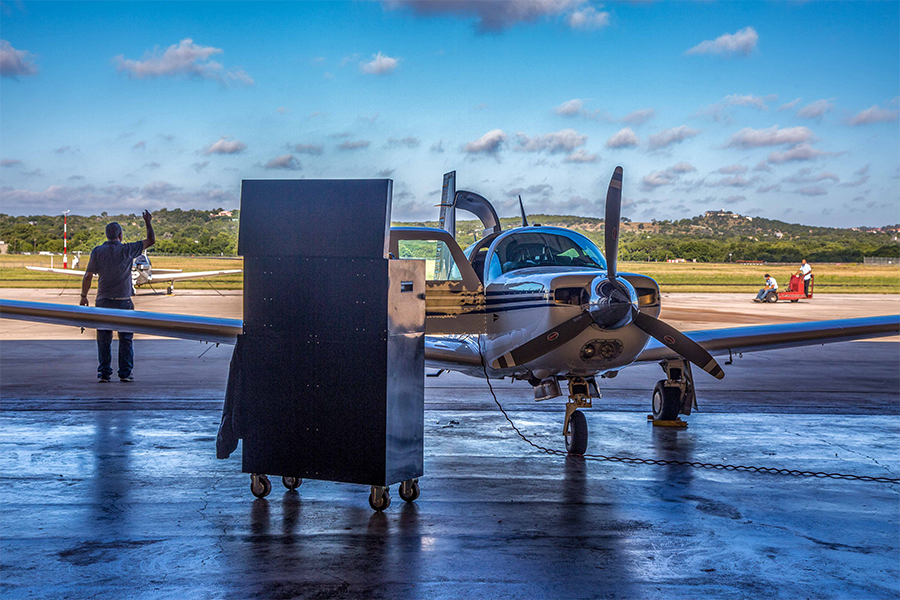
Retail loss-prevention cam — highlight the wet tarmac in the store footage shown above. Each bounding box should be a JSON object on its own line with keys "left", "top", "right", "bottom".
{"left": 1, "top": 291, "right": 899, "bottom": 599}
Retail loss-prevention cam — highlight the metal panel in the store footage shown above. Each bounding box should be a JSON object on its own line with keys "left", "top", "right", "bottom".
{"left": 238, "top": 179, "right": 393, "bottom": 259}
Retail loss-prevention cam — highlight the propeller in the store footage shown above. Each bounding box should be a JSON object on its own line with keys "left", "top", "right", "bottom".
{"left": 491, "top": 167, "right": 725, "bottom": 380}
{"left": 518, "top": 195, "right": 529, "bottom": 227}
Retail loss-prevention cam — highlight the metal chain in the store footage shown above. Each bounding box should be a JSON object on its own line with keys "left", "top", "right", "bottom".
{"left": 477, "top": 345, "right": 900, "bottom": 485}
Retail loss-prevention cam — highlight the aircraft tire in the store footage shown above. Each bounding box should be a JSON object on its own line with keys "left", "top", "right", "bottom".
{"left": 652, "top": 381, "right": 681, "bottom": 421}
{"left": 369, "top": 486, "right": 391, "bottom": 511}
{"left": 399, "top": 479, "right": 420, "bottom": 503}
{"left": 565, "top": 410, "right": 588, "bottom": 455}
{"left": 282, "top": 476, "right": 302, "bottom": 491}
{"left": 250, "top": 474, "right": 272, "bottom": 498}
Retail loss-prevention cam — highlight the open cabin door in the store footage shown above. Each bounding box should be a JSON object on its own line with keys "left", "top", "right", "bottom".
{"left": 389, "top": 227, "right": 486, "bottom": 335}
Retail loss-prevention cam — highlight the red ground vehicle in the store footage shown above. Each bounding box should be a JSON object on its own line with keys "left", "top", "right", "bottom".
{"left": 768, "top": 274, "right": 814, "bottom": 303}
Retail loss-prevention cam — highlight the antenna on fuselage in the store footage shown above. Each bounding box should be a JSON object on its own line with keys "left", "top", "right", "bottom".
{"left": 518, "top": 195, "right": 529, "bottom": 227}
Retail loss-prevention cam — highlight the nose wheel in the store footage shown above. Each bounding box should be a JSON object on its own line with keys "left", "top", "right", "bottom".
{"left": 564, "top": 410, "right": 588, "bottom": 455}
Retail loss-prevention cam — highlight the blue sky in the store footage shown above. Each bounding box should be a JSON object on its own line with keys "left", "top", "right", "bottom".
{"left": 1, "top": 1, "right": 898, "bottom": 227}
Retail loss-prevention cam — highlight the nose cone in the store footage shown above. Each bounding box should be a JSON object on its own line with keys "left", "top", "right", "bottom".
{"left": 590, "top": 277, "right": 638, "bottom": 329}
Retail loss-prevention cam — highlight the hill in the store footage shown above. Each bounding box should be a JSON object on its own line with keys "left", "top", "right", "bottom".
{"left": 1, "top": 209, "right": 897, "bottom": 263}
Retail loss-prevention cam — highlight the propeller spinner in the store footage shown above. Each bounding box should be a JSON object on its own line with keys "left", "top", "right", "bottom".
{"left": 491, "top": 167, "right": 725, "bottom": 380}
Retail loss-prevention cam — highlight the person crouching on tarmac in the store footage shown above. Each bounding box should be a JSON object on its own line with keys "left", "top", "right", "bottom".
{"left": 80, "top": 211, "right": 155, "bottom": 382}
{"left": 754, "top": 273, "right": 778, "bottom": 302}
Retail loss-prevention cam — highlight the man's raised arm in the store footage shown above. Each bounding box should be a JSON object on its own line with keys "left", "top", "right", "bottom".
{"left": 142, "top": 210, "right": 155, "bottom": 250}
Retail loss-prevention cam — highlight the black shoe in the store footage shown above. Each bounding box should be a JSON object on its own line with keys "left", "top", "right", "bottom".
{"left": 120, "top": 375, "right": 134, "bottom": 382}
{"left": 98, "top": 376, "right": 111, "bottom": 383}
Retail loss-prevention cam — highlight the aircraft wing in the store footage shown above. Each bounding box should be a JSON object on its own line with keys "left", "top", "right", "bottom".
{"left": 0, "top": 299, "right": 241, "bottom": 344}
{"left": 635, "top": 315, "right": 900, "bottom": 363}
{"left": 148, "top": 268, "right": 183, "bottom": 273}
{"left": 25, "top": 266, "right": 87, "bottom": 277}
{"left": 153, "top": 269, "right": 242, "bottom": 282}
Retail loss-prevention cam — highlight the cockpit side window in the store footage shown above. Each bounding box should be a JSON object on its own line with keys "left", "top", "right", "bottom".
{"left": 492, "top": 231, "right": 607, "bottom": 274}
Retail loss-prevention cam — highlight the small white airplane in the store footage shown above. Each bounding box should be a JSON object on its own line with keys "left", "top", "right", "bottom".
{"left": 26, "top": 254, "right": 242, "bottom": 295}
{"left": 2, "top": 167, "right": 898, "bottom": 457}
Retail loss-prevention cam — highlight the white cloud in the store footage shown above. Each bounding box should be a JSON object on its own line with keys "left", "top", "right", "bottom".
{"left": 709, "top": 175, "right": 754, "bottom": 188}
{"left": 647, "top": 125, "right": 700, "bottom": 150}
{"left": 360, "top": 52, "right": 399, "bottom": 75}
{"left": 1, "top": 159, "right": 22, "bottom": 167}
{"left": 292, "top": 143, "right": 324, "bottom": 155}
{"left": 795, "top": 186, "right": 827, "bottom": 196}
{"left": 142, "top": 181, "right": 180, "bottom": 197}
{"left": 606, "top": 127, "right": 639, "bottom": 149}
{"left": 782, "top": 168, "right": 839, "bottom": 184}
{"left": 53, "top": 145, "right": 79, "bottom": 155}
{"left": 641, "top": 161, "right": 698, "bottom": 191}
{"left": 506, "top": 184, "right": 553, "bottom": 197}
{"left": 564, "top": 149, "right": 598, "bottom": 163}
{"left": 847, "top": 105, "right": 899, "bottom": 126}
{"left": 566, "top": 6, "right": 610, "bottom": 30}
{"left": 264, "top": 154, "right": 302, "bottom": 170}
{"left": 767, "top": 143, "right": 829, "bottom": 164}
{"left": 464, "top": 129, "right": 507, "bottom": 154}
{"left": 387, "top": 136, "right": 421, "bottom": 148}
{"left": 723, "top": 195, "right": 747, "bottom": 204}
{"left": 725, "top": 126, "right": 815, "bottom": 148}
{"left": 339, "top": 139, "right": 371, "bottom": 150}
{"left": 778, "top": 98, "right": 801, "bottom": 112}
{"left": 385, "top": 0, "right": 583, "bottom": 32}
{"left": 204, "top": 136, "right": 247, "bottom": 155}
{"left": 757, "top": 184, "right": 780, "bottom": 193}
{"left": 725, "top": 94, "right": 767, "bottom": 110}
{"left": 641, "top": 170, "right": 676, "bottom": 189}
{"left": 753, "top": 161, "right": 773, "bottom": 172}
{"left": 0, "top": 40, "right": 39, "bottom": 77}
{"left": 620, "top": 108, "right": 655, "bottom": 125}
{"left": 796, "top": 99, "right": 833, "bottom": 119}
{"left": 133, "top": 140, "right": 146, "bottom": 150}
{"left": 430, "top": 140, "right": 445, "bottom": 153}
{"left": 192, "top": 161, "right": 209, "bottom": 172}
{"left": 685, "top": 26, "right": 758, "bottom": 57}
{"left": 554, "top": 98, "right": 584, "bottom": 116}
{"left": 113, "top": 38, "right": 253, "bottom": 86}
{"left": 715, "top": 164, "right": 748, "bottom": 174}
{"left": 668, "top": 162, "right": 696, "bottom": 174}
{"left": 514, "top": 129, "right": 586, "bottom": 153}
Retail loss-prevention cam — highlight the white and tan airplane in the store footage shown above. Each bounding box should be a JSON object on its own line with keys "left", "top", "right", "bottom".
{"left": 26, "top": 253, "right": 241, "bottom": 295}
{"left": 3, "top": 168, "right": 898, "bottom": 456}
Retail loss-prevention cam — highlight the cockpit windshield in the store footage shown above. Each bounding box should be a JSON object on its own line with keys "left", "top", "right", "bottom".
{"left": 491, "top": 230, "right": 607, "bottom": 275}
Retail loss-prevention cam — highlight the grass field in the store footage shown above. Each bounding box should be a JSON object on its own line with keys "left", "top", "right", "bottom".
{"left": 0, "top": 255, "right": 244, "bottom": 290}
{"left": 1, "top": 255, "right": 897, "bottom": 293}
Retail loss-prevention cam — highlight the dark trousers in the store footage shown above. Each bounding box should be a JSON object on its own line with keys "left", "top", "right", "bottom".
{"left": 95, "top": 298, "right": 134, "bottom": 379}
{"left": 803, "top": 278, "right": 810, "bottom": 296}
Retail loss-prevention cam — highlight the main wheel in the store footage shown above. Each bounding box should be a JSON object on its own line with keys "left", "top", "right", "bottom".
{"left": 398, "top": 479, "right": 420, "bottom": 503}
{"left": 250, "top": 474, "right": 272, "bottom": 498}
{"left": 790, "top": 299, "right": 799, "bottom": 303}
{"left": 166, "top": 286, "right": 174, "bottom": 295}
{"left": 767, "top": 292, "right": 778, "bottom": 303}
{"left": 282, "top": 476, "right": 302, "bottom": 490}
{"left": 652, "top": 381, "right": 682, "bottom": 421}
{"left": 565, "top": 410, "right": 588, "bottom": 455}
{"left": 369, "top": 486, "right": 391, "bottom": 511}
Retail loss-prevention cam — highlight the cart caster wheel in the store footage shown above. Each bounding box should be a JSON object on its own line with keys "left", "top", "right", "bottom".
{"left": 250, "top": 474, "right": 272, "bottom": 498}
{"left": 282, "top": 476, "right": 302, "bottom": 491}
{"left": 398, "top": 479, "right": 420, "bottom": 503}
{"left": 565, "top": 410, "right": 588, "bottom": 455}
{"left": 369, "top": 486, "right": 391, "bottom": 511}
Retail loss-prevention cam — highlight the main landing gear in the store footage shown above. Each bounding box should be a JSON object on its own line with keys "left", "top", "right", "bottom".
{"left": 166, "top": 284, "right": 174, "bottom": 295}
{"left": 249, "top": 473, "right": 420, "bottom": 511}
{"left": 651, "top": 359, "right": 696, "bottom": 422}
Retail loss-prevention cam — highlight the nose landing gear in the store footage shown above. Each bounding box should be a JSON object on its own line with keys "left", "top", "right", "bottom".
{"left": 651, "top": 359, "right": 696, "bottom": 423}
{"left": 562, "top": 376, "right": 598, "bottom": 455}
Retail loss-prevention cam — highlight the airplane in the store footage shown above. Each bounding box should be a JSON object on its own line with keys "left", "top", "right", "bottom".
{"left": 2, "top": 167, "right": 898, "bottom": 458}
{"left": 26, "top": 253, "right": 242, "bottom": 295}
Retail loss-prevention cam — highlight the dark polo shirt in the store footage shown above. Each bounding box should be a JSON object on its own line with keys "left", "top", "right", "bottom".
{"left": 86, "top": 240, "right": 145, "bottom": 300}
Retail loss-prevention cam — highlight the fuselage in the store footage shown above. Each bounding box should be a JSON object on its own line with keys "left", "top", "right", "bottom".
{"left": 441, "top": 226, "right": 662, "bottom": 380}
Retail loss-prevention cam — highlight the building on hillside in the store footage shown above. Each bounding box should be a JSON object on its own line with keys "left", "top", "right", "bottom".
{"left": 211, "top": 210, "right": 233, "bottom": 218}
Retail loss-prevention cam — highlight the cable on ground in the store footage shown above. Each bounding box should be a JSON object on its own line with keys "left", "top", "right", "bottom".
{"left": 476, "top": 338, "right": 899, "bottom": 485}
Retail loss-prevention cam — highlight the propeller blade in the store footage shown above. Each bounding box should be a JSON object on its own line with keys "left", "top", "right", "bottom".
{"left": 518, "top": 195, "right": 529, "bottom": 227}
{"left": 605, "top": 166, "right": 623, "bottom": 280}
{"left": 490, "top": 312, "right": 594, "bottom": 369}
{"left": 632, "top": 311, "right": 725, "bottom": 379}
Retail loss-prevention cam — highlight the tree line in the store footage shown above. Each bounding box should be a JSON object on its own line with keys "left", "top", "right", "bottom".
{"left": 2, "top": 209, "right": 897, "bottom": 262}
